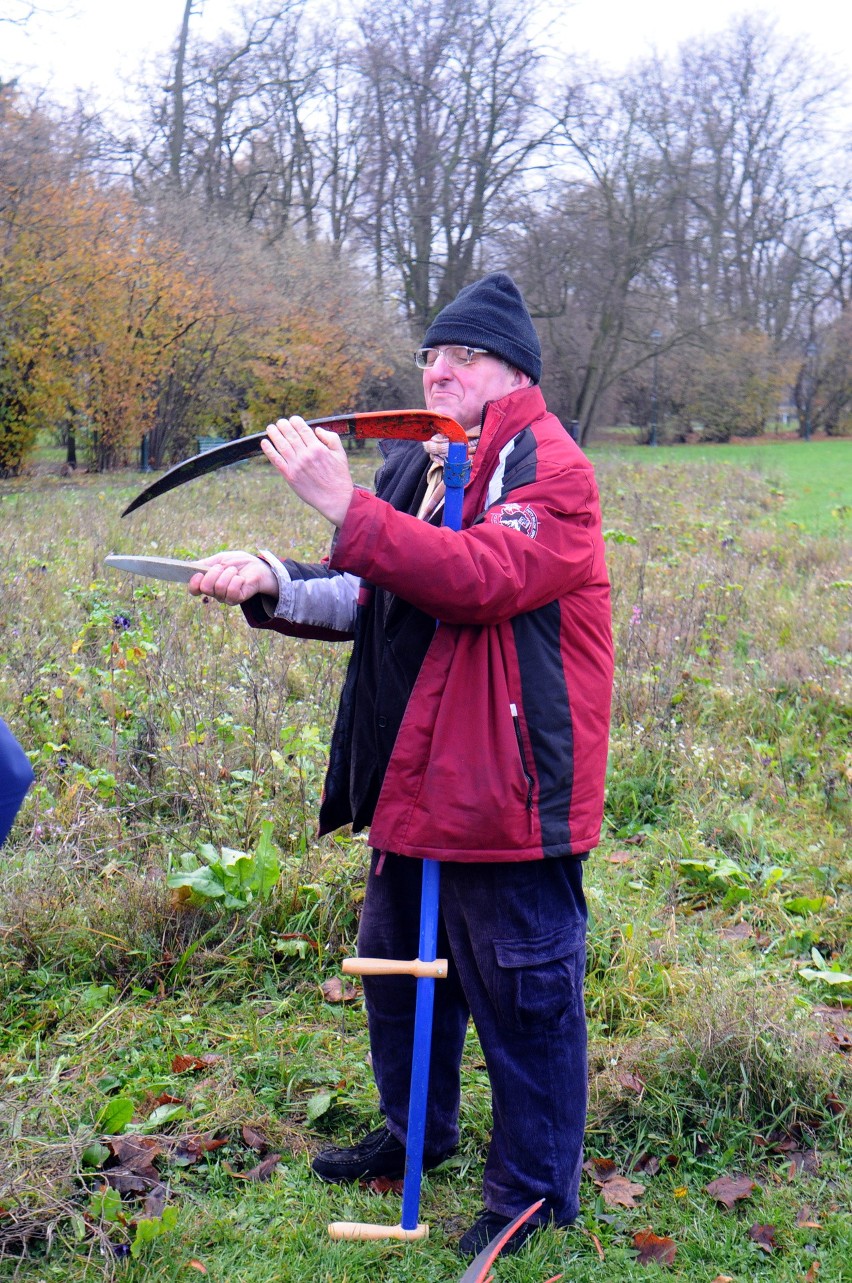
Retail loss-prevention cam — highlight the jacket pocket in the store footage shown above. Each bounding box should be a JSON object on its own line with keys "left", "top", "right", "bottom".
{"left": 509, "top": 702, "right": 534, "bottom": 810}
{"left": 492, "top": 923, "right": 586, "bottom": 1031}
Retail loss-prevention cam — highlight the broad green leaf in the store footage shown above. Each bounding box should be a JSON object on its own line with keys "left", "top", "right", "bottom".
{"left": 272, "top": 937, "right": 310, "bottom": 959}
{"left": 131, "top": 1206, "right": 179, "bottom": 1258}
{"left": 762, "top": 866, "right": 789, "bottom": 889}
{"left": 799, "top": 968, "right": 852, "bottom": 986}
{"left": 79, "top": 983, "right": 115, "bottom": 1010}
{"left": 144, "top": 1103, "right": 187, "bottom": 1129}
{"left": 88, "top": 1184, "right": 123, "bottom": 1222}
{"left": 785, "top": 896, "right": 831, "bottom": 916}
{"left": 305, "top": 1090, "right": 334, "bottom": 1123}
{"left": 253, "top": 819, "right": 281, "bottom": 898}
{"left": 81, "top": 1142, "right": 111, "bottom": 1168}
{"left": 222, "top": 891, "right": 251, "bottom": 909}
{"left": 167, "top": 866, "right": 227, "bottom": 899}
{"left": 218, "top": 845, "right": 251, "bottom": 871}
{"left": 96, "top": 1096, "right": 135, "bottom": 1134}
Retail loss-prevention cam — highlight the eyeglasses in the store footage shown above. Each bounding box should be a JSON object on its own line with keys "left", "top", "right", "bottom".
{"left": 413, "top": 345, "right": 490, "bottom": 369}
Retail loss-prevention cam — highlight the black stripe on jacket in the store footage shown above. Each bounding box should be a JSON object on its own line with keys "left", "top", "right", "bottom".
{"left": 512, "top": 600, "right": 574, "bottom": 853}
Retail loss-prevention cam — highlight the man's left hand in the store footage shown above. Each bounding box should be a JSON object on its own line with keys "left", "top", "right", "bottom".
{"left": 262, "top": 417, "right": 354, "bottom": 527}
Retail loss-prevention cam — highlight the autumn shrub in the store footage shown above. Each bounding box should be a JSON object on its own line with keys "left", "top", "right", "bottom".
{"left": 681, "top": 330, "right": 795, "bottom": 442}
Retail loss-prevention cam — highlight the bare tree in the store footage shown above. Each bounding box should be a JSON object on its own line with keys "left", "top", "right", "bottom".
{"left": 508, "top": 76, "right": 674, "bottom": 443}
{"left": 353, "top": 0, "right": 551, "bottom": 326}
{"left": 636, "top": 17, "right": 841, "bottom": 340}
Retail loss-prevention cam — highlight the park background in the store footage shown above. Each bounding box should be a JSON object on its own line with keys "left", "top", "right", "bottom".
{"left": 1, "top": 2, "right": 851, "bottom": 1280}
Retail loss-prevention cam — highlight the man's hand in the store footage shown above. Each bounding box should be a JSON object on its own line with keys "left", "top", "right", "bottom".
{"left": 188, "top": 552, "right": 277, "bottom": 605}
{"left": 262, "top": 417, "right": 354, "bottom": 527}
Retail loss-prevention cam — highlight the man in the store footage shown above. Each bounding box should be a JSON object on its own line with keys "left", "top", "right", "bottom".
{"left": 1, "top": 718, "right": 34, "bottom": 847}
{"left": 190, "top": 273, "right": 613, "bottom": 1257}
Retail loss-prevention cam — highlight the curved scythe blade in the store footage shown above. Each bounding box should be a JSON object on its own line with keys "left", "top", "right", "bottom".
{"left": 458, "top": 1201, "right": 546, "bottom": 1283}
{"left": 122, "top": 410, "right": 467, "bottom": 517}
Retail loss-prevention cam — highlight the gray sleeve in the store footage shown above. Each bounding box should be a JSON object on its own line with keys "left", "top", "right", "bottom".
{"left": 257, "top": 549, "right": 359, "bottom": 633}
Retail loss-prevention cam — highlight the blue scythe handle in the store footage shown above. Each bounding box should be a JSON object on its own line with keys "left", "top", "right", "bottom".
{"left": 327, "top": 435, "right": 470, "bottom": 1244}
{"left": 400, "top": 437, "right": 470, "bottom": 1232}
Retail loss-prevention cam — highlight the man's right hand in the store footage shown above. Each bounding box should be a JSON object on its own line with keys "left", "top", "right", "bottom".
{"left": 188, "top": 552, "right": 277, "bottom": 605}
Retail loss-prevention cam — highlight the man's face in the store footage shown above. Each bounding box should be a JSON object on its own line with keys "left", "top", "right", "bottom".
{"left": 422, "top": 349, "right": 529, "bottom": 433}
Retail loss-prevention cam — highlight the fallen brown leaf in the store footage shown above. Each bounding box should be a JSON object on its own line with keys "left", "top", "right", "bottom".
{"left": 709, "top": 1276, "right": 734, "bottom": 1282}
{"left": 605, "top": 850, "right": 634, "bottom": 864}
{"left": 601, "top": 1175, "right": 645, "bottom": 1208}
{"left": 748, "top": 1223, "right": 777, "bottom": 1253}
{"left": 771, "top": 1127, "right": 805, "bottom": 1151}
{"left": 804, "top": 1263, "right": 820, "bottom": 1281}
{"left": 105, "top": 1136, "right": 163, "bottom": 1165}
{"left": 171, "top": 1053, "right": 223, "bottom": 1074}
{"left": 243, "top": 1153, "right": 282, "bottom": 1182}
{"left": 786, "top": 1149, "right": 820, "bottom": 1178}
{"left": 811, "top": 1006, "right": 852, "bottom": 1051}
{"left": 583, "top": 1157, "right": 618, "bottom": 1183}
{"left": 320, "top": 976, "right": 359, "bottom": 1004}
{"left": 103, "top": 1169, "right": 152, "bottom": 1194}
{"left": 633, "top": 1153, "right": 660, "bottom": 1176}
{"left": 795, "top": 1206, "right": 822, "bottom": 1229}
{"left": 102, "top": 1136, "right": 163, "bottom": 1191}
{"left": 142, "top": 1183, "right": 168, "bottom": 1219}
{"left": 242, "top": 1125, "right": 270, "bottom": 1152}
{"left": 171, "top": 1133, "right": 228, "bottom": 1164}
{"left": 151, "top": 1092, "right": 183, "bottom": 1107}
{"left": 720, "top": 921, "right": 753, "bottom": 941}
{"left": 363, "top": 1176, "right": 404, "bottom": 1195}
{"left": 617, "top": 1072, "right": 645, "bottom": 1095}
{"left": 705, "top": 1175, "right": 756, "bottom": 1208}
{"left": 185, "top": 1262, "right": 208, "bottom": 1274}
{"left": 633, "top": 1229, "right": 677, "bottom": 1265}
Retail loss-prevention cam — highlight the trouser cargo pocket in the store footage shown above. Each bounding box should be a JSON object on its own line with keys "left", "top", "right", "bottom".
{"left": 492, "top": 923, "right": 586, "bottom": 1031}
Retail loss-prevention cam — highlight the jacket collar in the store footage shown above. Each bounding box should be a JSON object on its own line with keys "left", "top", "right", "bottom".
{"left": 470, "top": 383, "right": 547, "bottom": 487}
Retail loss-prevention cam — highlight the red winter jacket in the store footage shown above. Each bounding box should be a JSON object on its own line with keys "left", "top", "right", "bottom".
{"left": 245, "top": 384, "right": 613, "bottom": 863}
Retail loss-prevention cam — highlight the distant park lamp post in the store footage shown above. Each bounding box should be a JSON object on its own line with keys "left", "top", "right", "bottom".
{"left": 650, "top": 329, "right": 662, "bottom": 446}
{"left": 804, "top": 341, "right": 817, "bottom": 442}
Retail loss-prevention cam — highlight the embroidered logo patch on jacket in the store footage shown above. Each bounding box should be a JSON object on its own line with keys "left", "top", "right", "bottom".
{"left": 489, "top": 502, "right": 539, "bottom": 538}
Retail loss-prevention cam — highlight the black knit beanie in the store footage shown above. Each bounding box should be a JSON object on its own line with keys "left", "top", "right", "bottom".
{"left": 423, "top": 272, "right": 542, "bottom": 383}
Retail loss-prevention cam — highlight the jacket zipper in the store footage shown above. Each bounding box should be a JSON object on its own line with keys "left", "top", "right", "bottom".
{"left": 510, "top": 703, "right": 534, "bottom": 809}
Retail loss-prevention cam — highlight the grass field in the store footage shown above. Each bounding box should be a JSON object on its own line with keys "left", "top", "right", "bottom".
{"left": 589, "top": 438, "right": 852, "bottom": 533}
{"left": 0, "top": 441, "right": 849, "bottom": 1282}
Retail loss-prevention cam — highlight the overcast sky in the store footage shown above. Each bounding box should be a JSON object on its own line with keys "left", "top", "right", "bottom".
{"left": 3, "top": 0, "right": 851, "bottom": 119}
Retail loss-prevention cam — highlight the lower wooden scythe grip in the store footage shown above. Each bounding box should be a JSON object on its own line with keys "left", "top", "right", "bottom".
{"left": 341, "top": 957, "right": 448, "bottom": 978}
{"left": 328, "top": 1221, "right": 429, "bottom": 1241}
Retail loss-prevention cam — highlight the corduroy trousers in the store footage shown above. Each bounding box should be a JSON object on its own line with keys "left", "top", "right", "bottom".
{"left": 358, "top": 849, "right": 588, "bottom": 1225}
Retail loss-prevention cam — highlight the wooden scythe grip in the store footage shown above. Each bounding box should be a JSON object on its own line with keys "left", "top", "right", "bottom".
{"left": 341, "top": 957, "right": 448, "bottom": 979}
{"left": 328, "top": 1221, "right": 429, "bottom": 1241}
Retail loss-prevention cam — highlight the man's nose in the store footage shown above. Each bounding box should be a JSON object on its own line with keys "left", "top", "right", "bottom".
{"left": 427, "top": 350, "right": 453, "bottom": 376}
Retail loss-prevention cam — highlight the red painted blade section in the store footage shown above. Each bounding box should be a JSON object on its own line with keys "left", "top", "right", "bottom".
{"left": 458, "top": 1201, "right": 546, "bottom": 1283}
{"left": 122, "top": 410, "right": 466, "bottom": 516}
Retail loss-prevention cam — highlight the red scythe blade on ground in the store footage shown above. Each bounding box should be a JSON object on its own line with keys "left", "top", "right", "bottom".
{"left": 457, "top": 1201, "right": 554, "bottom": 1283}
{"left": 121, "top": 410, "right": 467, "bottom": 516}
